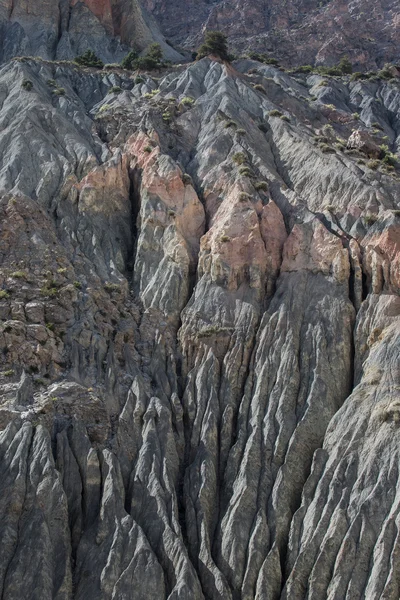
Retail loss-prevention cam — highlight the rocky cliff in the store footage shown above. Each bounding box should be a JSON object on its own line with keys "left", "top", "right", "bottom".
{"left": 144, "top": 0, "right": 400, "bottom": 69}
{"left": 1, "top": 0, "right": 399, "bottom": 69}
{"left": 0, "top": 0, "right": 181, "bottom": 63}
{"left": 0, "top": 52, "right": 399, "bottom": 599}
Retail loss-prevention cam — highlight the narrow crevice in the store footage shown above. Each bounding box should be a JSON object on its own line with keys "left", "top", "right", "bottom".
{"left": 126, "top": 166, "right": 142, "bottom": 287}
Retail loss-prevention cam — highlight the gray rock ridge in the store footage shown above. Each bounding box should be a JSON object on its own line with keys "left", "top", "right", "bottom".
{"left": 0, "top": 55, "right": 399, "bottom": 598}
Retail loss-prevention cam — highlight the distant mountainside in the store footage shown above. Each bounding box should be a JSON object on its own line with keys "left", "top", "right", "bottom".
{"left": 144, "top": 0, "right": 400, "bottom": 69}
{"left": 0, "top": 0, "right": 181, "bottom": 63}
{"left": 0, "top": 0, "right": 399, "bottom": 68}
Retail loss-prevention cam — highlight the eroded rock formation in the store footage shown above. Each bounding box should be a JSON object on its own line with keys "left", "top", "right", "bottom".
{"left": 0, "top": 0, "right": 181, "bottom": 63}
{"left": 0, "top": 53, "right": 399, "bottom": 599}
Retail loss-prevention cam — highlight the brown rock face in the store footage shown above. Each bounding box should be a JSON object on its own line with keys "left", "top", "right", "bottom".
{"left": 143, "top": 0, "right": 400, "bottom": 68}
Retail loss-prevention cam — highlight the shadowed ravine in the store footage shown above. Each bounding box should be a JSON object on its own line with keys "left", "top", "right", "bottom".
{"left": 0, "top": 56, "right": 399, "bottom": 599}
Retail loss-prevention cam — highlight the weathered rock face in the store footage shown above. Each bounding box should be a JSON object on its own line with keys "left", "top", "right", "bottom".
{"left": 0, "top": 0, "right": 181, "bottom": 63}
{"left": 0, "top": 54, "right": 399, "bottom": 599}
{"left": 1, "top": 0, "right": 399, "bottom": 69}
{"left": 143, "top": 0, "right": 400, "bottom": 68}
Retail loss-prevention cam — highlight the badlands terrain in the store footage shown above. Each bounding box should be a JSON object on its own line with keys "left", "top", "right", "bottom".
{"left": 0, "top": 2, "right": 399, "bottom": 599}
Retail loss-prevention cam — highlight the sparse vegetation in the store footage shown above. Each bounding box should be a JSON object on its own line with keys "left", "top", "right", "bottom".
{"left": 121, "top": 50, "right": 139, "bottom": 71}
{"left": 74, "top": 50, "right": 104, "bottom": 69}
{"left": 253, "top": 84, "right": 266, "bottom": 94}
{"left": 134, "top": 43, "right": 164, "bottom": 71}
{"left": 269, "top": 109, "right": 283, "bottom": 117}
{"left": 379, "top": 144, "right": 398, "bottom": 167}
{"left": 40, "top": 286, "right": 58, "bottom": 297}
{"left": 232, "top": 152, "right": 247, "bottom": 165}
{"left": 181, "top": 96, "right": 195, "bottom": 106}
{"left": 104, "top": 283, "right": 120, "bottom": 293}
{"left": 319, "top": 143, "right": 336, "bottom": 153}
{"left": 239, "top": 192, "right": 251, "bottom": 201}
{"left": 22, "top": 79, "right": 33, "bottom": 91}
{"left": 220, "top": 235, "right": 231, "bottom": 242}
{"left": 182, "top": 174, "right": 193, "bottom": 185}
{"left": 197, "top": 31, "right": 230, "bottom": 62}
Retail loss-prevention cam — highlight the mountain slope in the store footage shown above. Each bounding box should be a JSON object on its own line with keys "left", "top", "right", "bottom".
{"left": 0, "top": 55, "right": 399, "bottom": 599}
{"left": 143, "top": 0, "right": 400, "bottom": 69}
{"left": 0, "top": 0, "right": 181, "bottom": 63}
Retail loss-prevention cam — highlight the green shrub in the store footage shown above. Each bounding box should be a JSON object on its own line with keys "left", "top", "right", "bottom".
{"left": 319, "top": 143, "right": 335, "bottom": 153}
{"left": 220, "top": 235, "right": 231, "bottom": 242}
{"left": 135, "top": 76, "right": 145, "bottom": 85}
{"left": 53, "top": 87, "right": 66, "bottom": 96}
{"left": 74, "top": 50, "right": 104, "bottom": 68}
{"left": 109, "top": 86, "right": 122, "bottom": 94}
{"left": 22, "top": 79, "right": 33, "bottom": 91}
{"left": 232, "top": 152, "right": 247, "bottom": 165}
{"left": 121, "top": 50, "right": 139, "bottom": 71}
{"left": 379, "top": 144, "right": 398, "bottom": 166}
{"left": 338, "top": 55, "right": 353, "bottom": 74}
{"left": 224, "top": 120, "right": 237, "bottom": 128}
{"left": 0, "top": 290, "right": 9, "bottom": 299}
{"left": 143, "top": 146, "right": 152, "bottom": 153}
{"left": 258, "top": 122, "right": 268, "bottom": 132}
{"left": 181, "top": 96, "right": 195, "bottom": 106}
{"left": 197, "top": 31, "right": 230, "bottom": 62}
{"left": 293, "top": 65, "right": 313, "bottom": 73}
{"left": 104, "top": 283, "right": 120, "bottom": 293}
{"left": 254, "top": 181, "right": 268, "bottom": 191}
{"left": 239, "top": 192, "right": 251, "bottom": 201}
{"left": 253, "top": 84, "right": 266, "bottom": 94}
{"left": 377, "top": 64, "right": 393, "bottom": 80}
{"left": 135, "top": 56, "right": 160, "bottom": 71}
{"left": 367, "top": 159, "right": 380, "bottom": 170}
{"left": 73, "top": 281, "right": 82, "bottom": 289}
{"left": 269, "top": 109, "right": 283, "bottom": 117}
{"left": 280, "top": 115, "right": 290, "bottom": 122}
{"left": 40, "top": 286, "right": 58, "bottom": 297}
{"left": 352, "top": 112, "right": 360, "bottom": 120}
{"left": 239, "top": 167, "right": 253, "bottom": 177}
{"left": 182, "top": 174, "right": 193, "bottom": 185}
{"left": 47, "top": 79, "right": 57, "bottom": 88}
{"left": 236, "top": 128, "right": 246, "bottom": 135}
{"left": 3, "top": 370, "right": 14, "bottom": 377}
